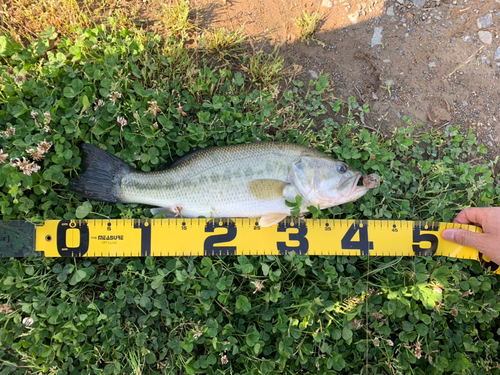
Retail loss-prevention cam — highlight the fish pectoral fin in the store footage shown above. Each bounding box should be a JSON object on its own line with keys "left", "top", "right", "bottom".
{"left": 259, "top": 213, "right": 288, "bottom": 227}
{"left": 150, "top": 207, "right": 176, "bottom": 217}
{"left": 248, "top": 179, "right": 289, "bottom": 201}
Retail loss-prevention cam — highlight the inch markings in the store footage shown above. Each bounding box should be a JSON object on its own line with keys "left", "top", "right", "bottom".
{"left": 34, "top": 218, "right": 499, "bottom": 275}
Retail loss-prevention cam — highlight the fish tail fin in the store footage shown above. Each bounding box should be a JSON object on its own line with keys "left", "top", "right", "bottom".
{"left": 69, "top": 144, "right": 132, "bottom": 203}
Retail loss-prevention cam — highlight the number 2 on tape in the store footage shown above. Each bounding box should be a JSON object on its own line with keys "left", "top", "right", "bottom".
{"left": 204, "top": 220, "right": 237, "bottom": 256}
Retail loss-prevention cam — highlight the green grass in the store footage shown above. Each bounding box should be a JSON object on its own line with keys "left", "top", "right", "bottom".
{"left": 159, "top": 0, "right": 195, "bottom": 39}
{"left": 1, "top": 3, "right": 500, "bottom": 374}
{"left": 198, "top": 27, "right": 245, "bottom": 59}
{"left": 293, "top": 10, "right": 323, "bottom": 45}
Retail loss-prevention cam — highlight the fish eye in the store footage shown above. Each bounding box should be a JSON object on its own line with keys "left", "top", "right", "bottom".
{"left": 337, "top": 164, "right": 347, "bottom": 173}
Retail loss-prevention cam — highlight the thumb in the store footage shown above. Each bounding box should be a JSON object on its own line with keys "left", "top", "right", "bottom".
{"left": 441, "top": 229, "right": 488, "bottom": 252}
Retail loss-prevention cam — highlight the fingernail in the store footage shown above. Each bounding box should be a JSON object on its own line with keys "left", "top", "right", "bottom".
{"left": 441, "top": 229, "right": 454, "bottom": 241}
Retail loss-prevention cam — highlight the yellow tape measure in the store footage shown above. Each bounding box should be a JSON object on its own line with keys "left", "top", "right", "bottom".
{"left": 34, "top": 218, "right": 499, "bottom": 274}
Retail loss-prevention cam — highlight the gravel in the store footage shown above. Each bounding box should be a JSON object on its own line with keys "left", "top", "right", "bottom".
{"left": 371, "top": 27, "right": 383, "bottom": 47}
{"left": 308, "top": 70, "right": 318, "bottom": 79}
{"left": 494, "top": 46, "right": 500, "bottom": 61}
{"left": 478, "top": 30, "right": 493, "bottom": 44}
{"left": 461, "top": 35, "right": 472, "bottom": 43}
{"left": 413, "top": 0, "right": 426, "bottom": 8}
{"left": 477, "top": 13, "right": 494, "bottom": 29}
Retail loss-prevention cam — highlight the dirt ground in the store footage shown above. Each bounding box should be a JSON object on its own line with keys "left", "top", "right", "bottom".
{"left": 186, "top": 0, "right": 500, "bottom": 157}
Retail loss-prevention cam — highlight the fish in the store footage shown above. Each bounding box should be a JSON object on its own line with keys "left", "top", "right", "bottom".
{"left": 69, "top": 142, "right": 379, "bottom": 227}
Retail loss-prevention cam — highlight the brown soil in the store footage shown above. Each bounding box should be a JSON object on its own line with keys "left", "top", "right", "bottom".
{"left": 191, "top": 0, "right": 500, "bottom": 157}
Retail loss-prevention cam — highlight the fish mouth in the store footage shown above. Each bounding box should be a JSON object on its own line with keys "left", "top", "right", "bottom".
{"left": 340, "top": 173, "right": 370, "bottom": 198}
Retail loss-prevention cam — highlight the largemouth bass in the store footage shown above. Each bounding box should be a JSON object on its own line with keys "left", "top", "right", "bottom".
{"left": 69, "top": 142, "right": 379, "bottom": 227}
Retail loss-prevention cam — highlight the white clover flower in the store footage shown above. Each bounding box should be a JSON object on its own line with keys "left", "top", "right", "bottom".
{"left": 11, "top": 157, "right": 41, "bottom": 175}
{"left": 43, "top": 112, "right": 51, "bottom": 124}
{"left": 117, "top": 116, "right": 127, "bottom": 131}
{"left": 251, "top": 280, "right": 264, "bottom": 294}
{"left": 15, "top": 74, "right": 26, "bottom": 84}
{"left": 0, "top": 149, "right": 7, "bottom": 164}
{"left": 37, "top": 140, "right": 53, "bottom": 153}
{"left": 109, "top": 92, "right": 122, "bottom": 105}
{"left": 148, "top": 101, "right": 161, "bottom": 116}
{"left": 94, "top": 99, "right": 106, "bottom": 111}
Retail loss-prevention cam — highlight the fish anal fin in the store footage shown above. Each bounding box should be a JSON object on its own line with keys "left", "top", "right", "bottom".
{"left": 259, "top": 213, "right": 288, "bottom": 227}
{"left": 248, "top": 179, "right": 288, "bottom": 201}
{"left": 150, "top": 207, "right": 176, "bottom": 217}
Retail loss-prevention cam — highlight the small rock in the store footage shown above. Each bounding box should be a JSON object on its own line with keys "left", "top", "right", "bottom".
{"left": 413, "top": 0, "right": 426, "bottom": 8}
{"left": 322, "top": 0, "right": 333, "bottom": 7}
{"left": 371, "top": 27, "right": 383, "bottom": 47}
{"left": 397, "top": 0, "right": 405, "bottom": 4}
{"left": 477, "top": 13, "right": 493, "bottom": 29}
{"left": 478, "top": 30, "right": 492, "bottom": 44}
{"left": 387, "top": 5, "right": 395, "bottom": 16}
{"left": 348, "top": 12, "right": 360, "bottom": 23}
{"left": 481, "top": 55, "right": 491, "bottom": 64}
{"left": 462, "top": 101, "right": 468, "bottom": 106}
{"left": 493, "top": 46, "right": 500, "bottom": 61}
{"left": 308, "top": 70, "right": 318, "bottom": 79}
{"left": 428, "top": 62, "right": 436, "bottom": 68}
{"left": 461, "top": 35, "right": 472, "bottom": 43}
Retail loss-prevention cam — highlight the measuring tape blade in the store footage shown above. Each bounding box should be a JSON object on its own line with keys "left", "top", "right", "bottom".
{"left": 28, "top": 218, "right": 500, "bottom": 274}
{"left": 0, "top": 221, "right": 38, "bottom": 258}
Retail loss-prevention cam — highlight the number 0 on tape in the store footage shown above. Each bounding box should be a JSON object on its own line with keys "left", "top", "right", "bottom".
{"left": 31, "top": 218, "right": 500, "bottom": 274}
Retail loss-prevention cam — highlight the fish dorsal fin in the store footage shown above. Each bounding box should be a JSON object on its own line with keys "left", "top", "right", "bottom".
{"left": 259, "top": 213, "right": 288, "bottom": 227}
{"left": 247, "top": 180, "right": 289, "bottom": 201}
{"left": 156, "top": 147, "right": 204, "bottom": 170}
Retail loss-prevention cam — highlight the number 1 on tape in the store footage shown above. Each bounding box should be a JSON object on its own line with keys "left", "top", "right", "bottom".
{"left": 34, "top": 218, "right": 500, "bottom": 275}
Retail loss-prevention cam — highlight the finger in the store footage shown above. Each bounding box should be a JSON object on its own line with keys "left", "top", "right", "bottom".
{"left": 441, "top": 229, "right": 490, "bottom": 252}
{"left": 452, "top": 208, "right": 486, "bottom": 226}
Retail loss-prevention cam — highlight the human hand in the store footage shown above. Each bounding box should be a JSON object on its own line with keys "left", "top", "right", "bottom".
{"left": 441, "top": 207, "right": 500, "bottom": 266}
